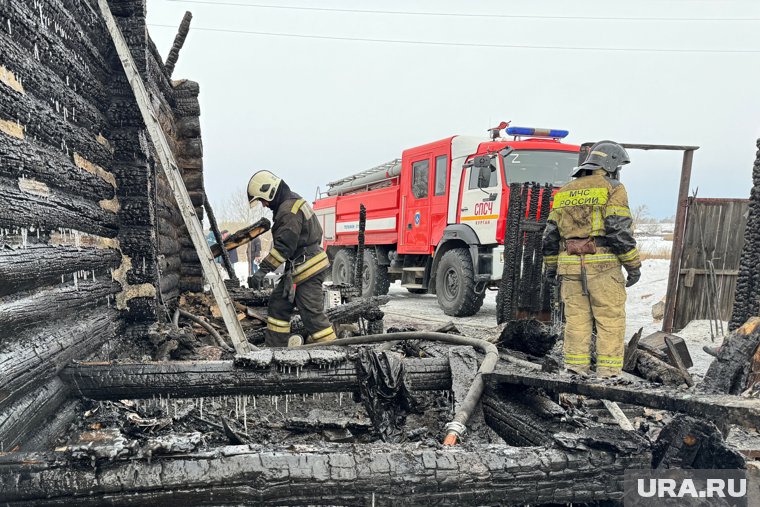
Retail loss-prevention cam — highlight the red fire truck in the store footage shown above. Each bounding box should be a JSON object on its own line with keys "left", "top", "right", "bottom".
{"left": 313, "top": 125, "right": 580, "bottom": 316}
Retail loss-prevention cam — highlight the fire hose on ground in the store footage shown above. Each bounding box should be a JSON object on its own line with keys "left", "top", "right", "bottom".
{"left": 300, "top": 331, "right": 499, "bottom": 445}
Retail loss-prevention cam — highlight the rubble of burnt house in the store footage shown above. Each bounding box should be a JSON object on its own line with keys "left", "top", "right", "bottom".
{"left": 2, "top": 1, "right": 760, "bottom": 506}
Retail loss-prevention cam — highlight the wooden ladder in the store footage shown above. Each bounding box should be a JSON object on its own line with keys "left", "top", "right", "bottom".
{"left": 98, "top": 0, "right": 251, "bottom": 354}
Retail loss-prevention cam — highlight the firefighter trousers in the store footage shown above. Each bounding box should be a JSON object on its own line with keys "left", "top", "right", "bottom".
{"left": 560, "top": 266, "right": 627, "bottom": 377}
{"left": 264, "top": 270, "right": 336, "bottom": 347}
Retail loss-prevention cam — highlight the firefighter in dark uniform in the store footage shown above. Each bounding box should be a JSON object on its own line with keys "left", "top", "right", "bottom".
{"left": 542, "top": 141, "right": 641, "bottom": 377}
{"left": 247, "top": 170, "right": 337, "bottom": 347}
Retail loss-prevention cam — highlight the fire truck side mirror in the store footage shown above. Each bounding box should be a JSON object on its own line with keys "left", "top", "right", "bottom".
{"left": 477, "top": 165, "right": 494, "bottom": 188}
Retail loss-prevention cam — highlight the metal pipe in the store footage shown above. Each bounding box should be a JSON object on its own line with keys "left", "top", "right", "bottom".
{"left": 663, "top": 148, "right": 696, "bottom": 332}
{"left": 300, "top": 331, "right": 499, "bottom": 445}
{"left": 178, "top": 309, "right": 233, "bottom": 352}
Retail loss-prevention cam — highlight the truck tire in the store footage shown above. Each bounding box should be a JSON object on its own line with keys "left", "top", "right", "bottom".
{"left": 436, "top": 248, "right": 485, "bottom": 317}
{"left": 332, "top": 249, "right": 355, "bottom": 285}
{"left": 361, "top": 249, "right": 390, "bottom": 297}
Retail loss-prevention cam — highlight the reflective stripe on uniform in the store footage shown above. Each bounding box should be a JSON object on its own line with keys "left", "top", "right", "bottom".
{"left": 267, "top": 316, "right": 290, "bottom": 333}
{"left": 591, "top": 207, "right": 604, "bottom": 235}
{"left": 597, "top": 355, "right": 623, "bottom": 367}
{"left": 557, "top": 252, "right": 620, "bottom": 265}
{"left": 544, "top": 254, "right": 558, "bottom": 266}
{"left": 311, "top": 325, "right": 336, "bottom": 342}
{"left": 617, "top": 247, "right": 640, "bottom": 263}
{"left": 604, "top": 205, "right": 632, "bottom": 218}
{"left": 291, "top": 199, "right": 306, "bottom": 214}
{"left": 564, "top": 353, "right": 590, "bottom": 365}
{"left": 292, "top": 251, "right": 330, "bottom": 284}
{"left": 269, "top": 248, "right": 286, "bottom": 263}
{"left": 552, "top": 187, "right": 609, "bottom": 208}
{"left": 263, "top": 249, "right": 284, "bottom": 269}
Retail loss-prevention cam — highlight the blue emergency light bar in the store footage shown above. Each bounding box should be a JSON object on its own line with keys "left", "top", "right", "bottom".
{"left": 506, "top": 126, "right": 569, "bottom": 139}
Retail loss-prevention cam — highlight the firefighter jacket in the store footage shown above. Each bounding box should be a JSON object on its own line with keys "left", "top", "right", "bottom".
{"left": 542, "top": 170, "right": 641, "bottom": 276}
{"left": 259, "top": 190, "right": 329, "bottom": 284}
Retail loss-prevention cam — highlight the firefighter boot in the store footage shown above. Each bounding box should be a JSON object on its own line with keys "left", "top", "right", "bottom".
{"left": 588, "top": 268, "right": 627, "bottom": 378}
{"left": 560, "top": 275, "right": 592, "bottom": 376}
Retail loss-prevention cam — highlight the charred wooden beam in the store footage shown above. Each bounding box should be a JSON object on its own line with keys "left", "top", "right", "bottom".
{"left": 17, "top": 399, "right": 82, "bottom": 452}
{"left": 61, "top": 356, "right": 451, "bottom": 400}
{"left": 0, "top": 280, "right": 121, "bottom": 337}
{"left": 487, "top": 365, "right": 760, "bottom": 429}
{"left": 164, "top": 11, "right": 193, "bottom": 77}
{"left": 0, "top": 428, "right": 650, "bottom": 505}
{"left": 0, "top": 177, "right": 119, "bottom": 238}
{"left": 0, "top": 377, "right": 68, "bottom": 451}
{"left": 0, "top": 245, "right": 121, "bottom": 297}
{"left": 0, "top": 308, "right": 120, "bottom": 410}
{"left": 702, "top": 317, "right": 760, "bottom": 394}
{"left": 209, "top": 218, "right": 271, "bottom": 258}
{"left": 227, "top": 286, "right": 272, "bottom": 307}
{"left": 482, "top": 384, "right": 580, "bottom": 446}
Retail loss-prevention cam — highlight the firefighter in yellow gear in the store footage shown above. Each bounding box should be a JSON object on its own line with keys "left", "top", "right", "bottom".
{"left": 542, "top": 141, "right": 641, "bottom": 377}
{"left": 247, "top": 170, "right": 337, "bottom": 347}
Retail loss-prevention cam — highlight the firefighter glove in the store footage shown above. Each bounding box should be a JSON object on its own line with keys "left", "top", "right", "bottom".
{"left": 625, "top": 266, "right": 641, "bottom": 287}
{"left": 249, "top": 269, "right": 267, "bottom": 290}
{"left": 545, "top": 268, "right": 558, "bottom": 285}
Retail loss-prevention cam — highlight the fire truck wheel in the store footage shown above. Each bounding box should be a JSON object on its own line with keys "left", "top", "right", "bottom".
{"left": 436, "top": 248, "right": 485, "bottom": 317}
{"left": 331, "top": 249, "right": 356, "bottom": 286}
{"left": 362, "top": 249, "right": 390, "bottom": 297}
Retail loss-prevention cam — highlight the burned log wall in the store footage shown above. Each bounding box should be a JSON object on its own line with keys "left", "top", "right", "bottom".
{"left": 731, "top": 138, "right": 760, "bottom": 330}
{"left": 0, "top": 0, "right": 205, "bottom": 450}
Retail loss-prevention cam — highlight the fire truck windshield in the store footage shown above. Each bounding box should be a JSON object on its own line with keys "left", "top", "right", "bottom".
{"left": 502, "top": 150, "right": 576, "bottom": 187}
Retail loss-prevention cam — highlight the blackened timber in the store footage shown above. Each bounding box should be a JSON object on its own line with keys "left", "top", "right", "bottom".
{"left": 487, "top": 365, "right": 760, "bottom": 429}
{"left": 702, "top": 317, "right": 760, "bottom": 394}
{"left": 0, "top": 135, "right": 115, "bottom": 203}
{"left": 0, "top": 280, "right": 121, "bottom": 336}
{"left": 482, "top": 384, "right": 579, "bottom": 446}
{"left": 0, "top": 428, "right": 651, "bottom": 506}
{"left": 17, "top": 399, "right": 82, "bottom": 452}
{"left": 164, "top": 11, "right": 193, "bottom": 77}
{"left": 0, "top": 377, "right": 68, "bottom": 451}
{"left": 0, "top": 245, "right": 121, "bottom": 296}
{"left": 0, "top": 308, "right": 120, "bottom": 410}
{"left": 0, "top": 177, "right": 119, "bottom": 238}
{"left": 61, "top": 357, "right": 451, "bottom": 399}
{"left": 227, "top": 287, "right": 272, "bottom": 307}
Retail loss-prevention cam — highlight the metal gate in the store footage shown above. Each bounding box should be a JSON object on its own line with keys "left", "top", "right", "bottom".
{"left": 673, "top": 198, "right": 749, "bottom": 331}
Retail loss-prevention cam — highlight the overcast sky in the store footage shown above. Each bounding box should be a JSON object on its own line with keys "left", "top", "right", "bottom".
{"left": 147, "top": 0, "right": 760, "bottom": 218}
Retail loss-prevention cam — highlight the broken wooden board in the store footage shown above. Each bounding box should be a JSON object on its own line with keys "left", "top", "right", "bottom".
{"left": 486, "top": 365, "right": 760, "bottom": 429}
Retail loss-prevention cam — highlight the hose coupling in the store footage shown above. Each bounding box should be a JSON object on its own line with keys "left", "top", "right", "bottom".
{"left": 443, "top": 421, "right": 466, "bottom": 446}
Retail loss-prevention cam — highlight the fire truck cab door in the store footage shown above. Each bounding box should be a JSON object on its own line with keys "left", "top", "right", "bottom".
{"left": 400, "top": 155, "right": 433, "bottom": 254}
{"left": 458, "top": 158, "right": 502, "bottom": 244}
